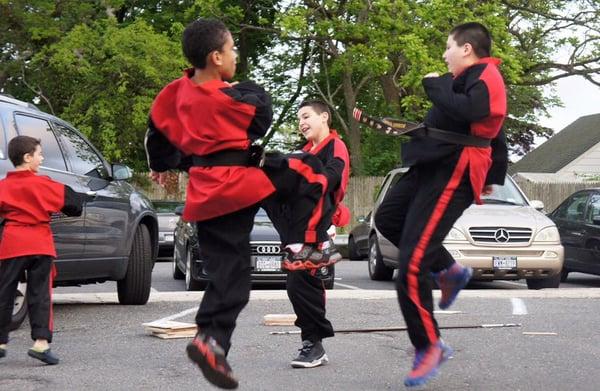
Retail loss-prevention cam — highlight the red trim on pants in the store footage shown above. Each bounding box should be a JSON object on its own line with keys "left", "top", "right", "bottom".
{"left": 288, "top": 159, "right": 328, "bottom": 243}
{"left": 406, "top": 151, "right": 470, "bottom": 344}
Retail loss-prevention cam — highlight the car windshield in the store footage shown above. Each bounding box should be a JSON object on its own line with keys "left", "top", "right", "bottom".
{"left": 255, "top": 208, "right": 270, "bottom": 222}
{"left": 480, "top": 177, "right": 528, "bottom": 206}
{"left": 153, "top": 201, "right": 183, "bottom": 213}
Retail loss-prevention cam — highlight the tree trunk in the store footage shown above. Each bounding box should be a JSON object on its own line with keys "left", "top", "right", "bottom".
{"left": 341, "top": 70, "right": 363, "bottom": 175}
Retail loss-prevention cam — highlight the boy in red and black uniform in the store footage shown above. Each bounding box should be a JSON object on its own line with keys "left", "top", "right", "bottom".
{"left": 145, "top": 19, "right": 339, "bottom": 389}
{"left": 374, "top": 22, "right": 508, "bottom": 387}
{"left": 264, "top": 100, "right": 350, "bottom": 369}
{"left": 0, "top": 136, "right": 84, "bottom": 365}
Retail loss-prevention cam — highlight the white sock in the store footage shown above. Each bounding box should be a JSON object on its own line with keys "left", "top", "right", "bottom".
{"left": 286, "top": 243, "right": 303, "bottom": 253}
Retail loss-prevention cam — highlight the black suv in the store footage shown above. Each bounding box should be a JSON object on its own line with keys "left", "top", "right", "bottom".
{"left": 0, "top": 94, "right": 158, "bottom": 329}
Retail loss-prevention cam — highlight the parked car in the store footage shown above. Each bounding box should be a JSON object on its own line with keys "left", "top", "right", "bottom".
{"left": 548, "top": 188, "right": 600, "bottom": 281}
{"left": 347, "top": 213, "right": 371, "bottom": 260}
{"left": 172, "top": 207, "right": 335, "bottom": 290}
{"left": 367, "top": 167, "right": 564, "bottom": 289}
{"left": 152, "top": 200, "right": 183, "bottom": 258}
{"left": 0, "top": 94, "right": 158, "bottom": 330}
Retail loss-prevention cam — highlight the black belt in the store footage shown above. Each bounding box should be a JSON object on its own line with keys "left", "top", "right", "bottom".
{"left": 192, "top": 149, "right": 252, "bottom": 167}
{"left": 413, "top": 127, "right": 491, "bottom": 147}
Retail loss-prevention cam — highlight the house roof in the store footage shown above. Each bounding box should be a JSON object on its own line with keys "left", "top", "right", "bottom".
{"left": 509, "top": 113, "right": 600, "bottom": 174}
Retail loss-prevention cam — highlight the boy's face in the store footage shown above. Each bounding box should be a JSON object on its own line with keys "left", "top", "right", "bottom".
{"left": 297, "top": 106, "right": 329, "bottom": 144}
{"left": 216, "top": 32, "right": 237, "bottom": 80}
{"left": 443, "top": 34, "right": 472, "bottom": 76}
{"left": 23, "top": 145, "right": 44, "bottom": 172}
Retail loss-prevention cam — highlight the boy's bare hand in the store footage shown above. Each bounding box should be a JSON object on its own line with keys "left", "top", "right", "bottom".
{"left": 424, "top": 72, "right": 440, "bottom": 78}
{"left": 149, "top": 170, "right": 169, "bottom": 187}
{"left": 481, "top": 185, "right": 493, "bottom": 195}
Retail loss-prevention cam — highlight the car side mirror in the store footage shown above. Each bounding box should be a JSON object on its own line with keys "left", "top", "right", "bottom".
{"left": 530, "top": 200, "right": 544, "bottom": 211}
{"left": 112, "top": 164, "right": 133, "bottom": 180}
{"left": 175, "top": 205, "right": 184, "bottom": 216}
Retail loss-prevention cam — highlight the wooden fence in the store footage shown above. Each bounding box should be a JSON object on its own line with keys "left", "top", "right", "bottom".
{"left": 136, "top": 173, "right": 385, "bottom": 231}
{"left": 513, "top": 178, "right": 600, "bottom": 212}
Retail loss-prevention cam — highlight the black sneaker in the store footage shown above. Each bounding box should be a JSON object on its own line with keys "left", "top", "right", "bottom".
{"left": 0, "top": 346, "right": 6, "bottom": 358}
{"left": 186, "top": 333, "right": 238, "bottom": 389}
{"left": 290, "top": 340, "right": 329, "bottom": 368}
{"left": 282, "top": 244, "right": 342, "bottom": 271}
{"left": 27, "top": 348, "right": 59, "bottom": 365}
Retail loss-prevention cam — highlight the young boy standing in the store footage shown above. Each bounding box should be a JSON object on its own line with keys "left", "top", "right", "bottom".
{"left": 374, "top": 22, "right": 508, "bottom": 387}
{"left": 145, "top": 19, "right": 339, "bottom": 389}
{"left": 272, "top": 100, "right": 350, "bottom": 368}
{"left": 0, "top": 135, "right": 84, "bottom": 365}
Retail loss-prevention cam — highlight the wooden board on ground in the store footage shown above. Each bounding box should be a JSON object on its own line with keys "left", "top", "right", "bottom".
{"left": 263, "top": 314, "right": 297, "bottom": 326}
{"left": 142, "top": 320, "right": 197, "bottom": 339}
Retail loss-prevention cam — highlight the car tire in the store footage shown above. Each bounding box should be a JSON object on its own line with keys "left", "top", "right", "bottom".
{"left": 117, "top": 224, "right": 153, "bottom": 304}
{"left": 9, "top": 282, "right": 27, "bottom": 331}
{"left": 172, "top": 250, "right": 185, "bottom": 280}
{"left": 185, "top": 246, "right": 208, "bottom": 291}
{"left": 526, "top": 272, "right": 561, "bottom": 289}
{"left": 560, "top": 268, "right": 569, "bottom": 282}
{"left": 348, "top": 236, "right": 362, "bottom": 260}
{"left": 368, "top": 236, "right": 394, "bottom": 281}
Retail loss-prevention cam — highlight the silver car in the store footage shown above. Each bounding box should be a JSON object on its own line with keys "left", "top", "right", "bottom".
{"left": 153, "top": 200, "right": 183, "bottom": 258}
{"left": 368, "top": 168, "right": 564, "bottom": 289}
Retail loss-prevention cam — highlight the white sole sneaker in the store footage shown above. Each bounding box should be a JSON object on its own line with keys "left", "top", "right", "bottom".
{"left": 290, "top": 354, "right": 329, "bottom": 368}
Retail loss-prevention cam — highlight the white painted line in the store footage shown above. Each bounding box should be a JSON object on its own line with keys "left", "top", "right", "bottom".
{"left": 511, "top": 298, "right": 528, "bottom": 315}
{"left": 52, "top": 287, "right": 600, "bottom": 304}
{"left": 151, "top": 307, "right": 198, "bottom": 324}
{"left": 334, "top": 282, "right": 362, "bottom": 290}
{"left": 151, "top": 288, "right": 159, "bottom": 293}
{"left": 496, "top": 280, "right": 527, "bottom": 287}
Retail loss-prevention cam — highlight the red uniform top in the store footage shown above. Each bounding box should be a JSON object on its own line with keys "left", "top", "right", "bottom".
{"left": 147, "top": 71, "right": 276, "bottom": 222}
{"left": 302, "top": 130, "right": 351, "bottom": 227}
{"left": 0, "top": 170, "right": 83, "bottom": 260}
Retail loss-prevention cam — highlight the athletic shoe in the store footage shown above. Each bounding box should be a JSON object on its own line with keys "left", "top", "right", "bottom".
{"left": 404, "top": 340, "right": 451, "bottom": 387}
{"left": 186, "top": 333, "right": 238, "bottom": 389}
{"left": 434, "top": 264, "right": 473, "bottom": 310}
{"left": 27, "top": 348, "right": 59, "bottom": 365}
{"left": 0, "top": 347, "right": 6, "bottom": 359}
{"left": 282, "top": 244, "right": 342, "bottom": 271}
{"left": 290, "top": 340, "right": 329, "bottom": 368}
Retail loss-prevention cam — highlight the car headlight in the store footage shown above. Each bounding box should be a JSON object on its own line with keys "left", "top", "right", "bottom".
{"left": 534, "top": 226, "right": 560, "bottom": 242}
{"left": 444, "top": 227, "right": 467, "bottom": 242}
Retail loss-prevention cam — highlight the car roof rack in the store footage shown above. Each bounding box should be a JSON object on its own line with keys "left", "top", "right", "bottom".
{"left": 0, "top": 93, "right": 40, "bottom": 111}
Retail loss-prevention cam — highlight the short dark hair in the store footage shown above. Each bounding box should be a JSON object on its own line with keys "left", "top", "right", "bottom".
{"left": 8, "top": 135, "right": 41, "bottom": 167}
{"left": 299, "top": 100, "right": 332, "bottom": 126}
{"left": 182, "top": 18, "right": 230, "bottom": 69}
{"left": 450, "top": 22, "right": 492, "bottom": 58}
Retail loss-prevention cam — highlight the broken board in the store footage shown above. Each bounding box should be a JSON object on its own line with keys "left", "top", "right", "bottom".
{"left": 143, "top": 320, "right": 197, "bottom": 339}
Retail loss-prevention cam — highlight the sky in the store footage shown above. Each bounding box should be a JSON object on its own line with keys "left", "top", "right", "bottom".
{"left": 538, "top": 76, "right": 600, "bottom": 131}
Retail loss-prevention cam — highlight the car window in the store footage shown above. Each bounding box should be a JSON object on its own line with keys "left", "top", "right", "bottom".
{"left": 481, "top": 177, "right": 527, "bottom": 205}
{"left": 0, "top": 118, "right": 5, "bottom": 159}
{"left": 53, "top": 123, "right": 108, "bottom": 178}
{"left": 14, "top": 114, "right": 67, "bottom": 171}
{"left": 153, "top": 201, "right": 183, "bottom": 213}
{"left": 585, "top": 193, "right": 600, "bottom": 223}
{"left": 555, "top": 192, "right": 589, "bottom": 221}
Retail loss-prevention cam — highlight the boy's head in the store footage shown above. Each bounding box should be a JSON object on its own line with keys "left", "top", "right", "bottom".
{"left": 8, "top": 135, "right": 43, "bottom": 171}
{"left": 444, "top": 22, "right": 492, "bottom": 76}
{"left": 297, "top": 100, "right": 332, "bottom": 144}
{"left": 182, "top": 18, "right": 237, "bottom": 80}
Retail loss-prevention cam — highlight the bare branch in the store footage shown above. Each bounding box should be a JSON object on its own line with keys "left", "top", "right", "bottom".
{"left": 20, "top": 64, "right": 54, "bottom": 115}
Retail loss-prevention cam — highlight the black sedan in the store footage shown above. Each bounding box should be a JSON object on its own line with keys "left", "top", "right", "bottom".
{"left": 347, "top": 213, "right": 371, "bottom": 260}
{"left": 172, "top": 207, "right": 335, "bottom": 290}
{"left": 548, "top": 188, "right": 600, "bottom": 281}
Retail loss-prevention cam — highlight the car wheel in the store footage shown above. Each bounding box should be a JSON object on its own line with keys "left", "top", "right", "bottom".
{"left": 185, "top": 246, "right": 208, "bottom": 291}
{"left": 172, "top": 249, "right": 185, "bottom": 280}
{"left": 117, "top": 224, "right": 153, "bottom": 304}
{"left": 526, "top": 272, "right": 561, "bottom": 289}
{"left": 368, "top": 236, "right": 394, "bottom": 281}
{"left": 560, "top": 268, "right": 569, "bottom": 282}
{"left": 9, "top": 281, "right": 27, "bottom": 331}
{"left": 348, "top": 236, "right": 361, "bottom": 260}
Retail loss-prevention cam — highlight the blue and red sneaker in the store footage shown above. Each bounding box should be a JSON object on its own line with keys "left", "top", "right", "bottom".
{"left": 434, "top": 263, "right": 473, "bottom": 310}
{"left": 404, "top": 340, "right": 453, "bottom": 387}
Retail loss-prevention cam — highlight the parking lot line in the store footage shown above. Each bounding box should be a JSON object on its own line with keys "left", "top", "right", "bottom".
{"left": 334, "top": 282, "right": 363, "bottom": 290}
{"left": 511, "top": 298, "right": 528, "bottom": 315}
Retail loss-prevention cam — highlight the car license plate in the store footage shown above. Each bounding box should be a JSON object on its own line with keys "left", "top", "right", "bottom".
{"left": 493, "top": 256, "right": 517, "bottom": 270}
{"left": 164, "top": 234, "right": 174, "bottom": 242}
{"left": 255, "top": 256, "right": 282, "bottom": 271}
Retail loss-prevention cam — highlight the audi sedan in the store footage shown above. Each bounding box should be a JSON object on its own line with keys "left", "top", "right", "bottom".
{"left": 367, "top": 168, "right": 564, "bottom": 289}
{"left": 172, "top": 207, "right": 335, "bottom": 290}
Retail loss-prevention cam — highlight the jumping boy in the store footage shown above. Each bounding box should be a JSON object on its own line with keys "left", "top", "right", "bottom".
{"left": 145, "top": 18, "right": 339, "bottom": 389}
{"left": 0, "top": 135, "right": 84, "bottom": 365}
{"left": 374, "top": 22, "right": 508, "bottom": 387}
{"left": 264, "top": 100, "right": 350, "bottom": 368}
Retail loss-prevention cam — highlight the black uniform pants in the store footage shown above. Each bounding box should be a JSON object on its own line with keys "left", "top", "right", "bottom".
{"left": 0, "top": 255, "right": 55, "bottom": 344}
{"left": 375, "top": 157, "right": 474, "bottom": 350}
